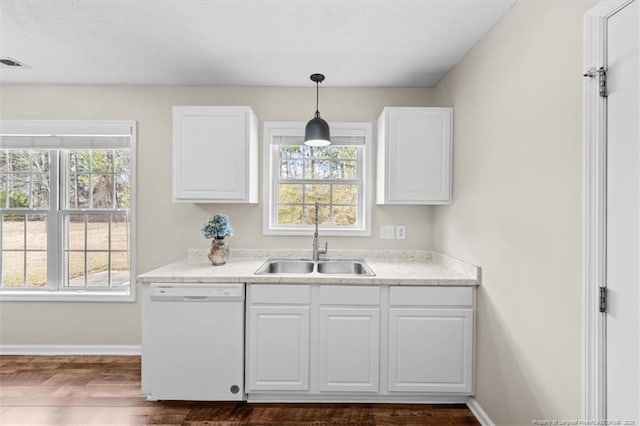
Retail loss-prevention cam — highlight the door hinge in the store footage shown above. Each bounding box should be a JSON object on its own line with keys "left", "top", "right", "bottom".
{"left": 599, "top": 286, "right": 607, "bottom": 313}
{"left": 583, "top": 67, "right": 607, "bottom": 98}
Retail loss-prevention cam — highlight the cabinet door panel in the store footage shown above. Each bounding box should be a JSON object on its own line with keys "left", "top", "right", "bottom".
{"left": 377, "top": 107, "right": 452, "bottom": 204}
{"left": 318, "top": 307, "right": 380, "bottom": 392}
{"left": 173, "top": 106, "right": 257, "bottom": 203}
{"left": 388, "top": 108, "right": 451, "bottom": 202}
{"left": 388, "top": 308, "right": 472, "bottom": 393}
{"left": 247, "top": 306, "right": 310, "bottom": 391}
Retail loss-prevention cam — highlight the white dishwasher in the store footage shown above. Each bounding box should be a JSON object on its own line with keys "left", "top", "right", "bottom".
{"left": 148, "top": 283, "right": 245, "bottom": 401}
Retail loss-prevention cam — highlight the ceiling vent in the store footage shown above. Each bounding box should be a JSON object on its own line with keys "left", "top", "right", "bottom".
{"left": 0, "top": 58, "right": 26, "bottom": 67}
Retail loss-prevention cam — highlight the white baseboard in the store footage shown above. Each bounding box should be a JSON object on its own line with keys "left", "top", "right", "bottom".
{"left": 248, "top": 393, "right": 470, "bottom": 404}
{"left": 0, "top": 344, "right": 141, "bottom": 355}
{"left": 467, "top": 397, "right": 495, "bottom": 426}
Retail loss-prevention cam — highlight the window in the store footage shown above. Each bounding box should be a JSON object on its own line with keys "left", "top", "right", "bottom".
{"left": 263, "top": 122, "right": 371, "bottom": 236}
{"left": 0, "top": 121, "right": 136, "bottom": 301}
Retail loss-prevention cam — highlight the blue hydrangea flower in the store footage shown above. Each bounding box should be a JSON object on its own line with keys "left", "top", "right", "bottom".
{"left": 201, "top": 214, "right": 234, "bottom": 239}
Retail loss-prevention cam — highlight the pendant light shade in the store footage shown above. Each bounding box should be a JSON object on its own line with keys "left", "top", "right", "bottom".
{"left": 304, "top": 73, "right": 331, "bottom": 147}
{"left": 304, "top": 117, "right": 331, "bottom": 147}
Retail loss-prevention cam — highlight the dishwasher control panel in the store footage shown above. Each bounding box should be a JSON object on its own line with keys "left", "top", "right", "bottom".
{"left": 150, "top": 283, "right": 244, "bottom": 301}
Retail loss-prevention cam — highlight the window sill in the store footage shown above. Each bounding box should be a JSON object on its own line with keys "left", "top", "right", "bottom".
{"left": 0, "top": 289, "right": 135, "bottom": 302}
{"left": 263, "top": 226, "right": 371, "bottom": 237}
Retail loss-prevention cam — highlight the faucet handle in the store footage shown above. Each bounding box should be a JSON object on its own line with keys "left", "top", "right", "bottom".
{"left": 321, "top": 242, "right": 328, "bottom": 254}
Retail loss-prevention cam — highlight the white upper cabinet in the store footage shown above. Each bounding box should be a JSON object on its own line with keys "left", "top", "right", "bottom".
{"left": 376, "top": 107, "right": 452, "bottom": 204}
{"left": 172, "top": 106, "right": 258, "bottom": 203}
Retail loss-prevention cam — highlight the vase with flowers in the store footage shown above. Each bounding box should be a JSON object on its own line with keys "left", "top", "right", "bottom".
{"left": 201, "top": 214, "right": 233, "bottom": 266}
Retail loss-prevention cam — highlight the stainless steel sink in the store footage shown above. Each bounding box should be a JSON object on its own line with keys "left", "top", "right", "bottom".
{"left": 255, "top": 260, "right": 315, "bottom": 275}
{"left": 255, "top": 259, "right": 374, "bottom": 276}
{"left": 316, "top": 260, "right": 374, "bottom": 276}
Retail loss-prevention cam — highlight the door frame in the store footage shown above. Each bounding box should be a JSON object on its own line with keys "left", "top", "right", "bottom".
{"left": 583, "top": 0, "right": 637, "bottom": 420}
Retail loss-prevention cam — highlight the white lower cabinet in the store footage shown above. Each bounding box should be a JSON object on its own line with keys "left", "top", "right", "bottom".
{"left": 246, "top": 283, "right": 475, "bottom": 399}
{"left": 388, "top": 286, "right": 474, "bottom": 394}
{"left": 388, "top": 308, "right": 473, "bottom": 393}
{"left": 247, "top": 284, "right": 311, "bottom": 391}
{"left": 248, "top": 306, "right": 309, "bottom": 390}
{"left": 247, "top": 305, "right": 310, "bottom": 391}
{"left": 317, "top": 285, "right": 380, "bottom": 393}
{"left": 318, "top": 307, "right": 380, "bottom": 392}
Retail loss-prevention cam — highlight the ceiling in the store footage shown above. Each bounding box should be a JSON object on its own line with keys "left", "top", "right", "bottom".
{"left": 0, "top": 0, "right": 515, "bottom": 87}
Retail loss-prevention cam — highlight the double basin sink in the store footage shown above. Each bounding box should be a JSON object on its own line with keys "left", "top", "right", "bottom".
{"left": 255, "top": 259, "right": 375, "bottom": 276}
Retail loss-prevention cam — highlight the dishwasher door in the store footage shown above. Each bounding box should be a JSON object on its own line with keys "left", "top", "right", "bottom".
{"left": 148, "top": 283, "right": 245, "bottom": 401}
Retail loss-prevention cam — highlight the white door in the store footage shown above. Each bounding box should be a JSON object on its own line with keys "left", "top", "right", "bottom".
{"left": 606, "top": 0, "right": 640, "bottom": 420}
{"left": 247, "top": 305, "right": 310, "bottom": 391}
{"left": 318, "top": 307, "right": 380, "bottom": 392}
{"left": 388, "top": 308, "right": 473, "bottom": 393}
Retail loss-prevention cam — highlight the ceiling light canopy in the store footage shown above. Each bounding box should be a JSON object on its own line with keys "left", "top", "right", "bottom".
{"left": 304, "top": 73, "right": 331, "bottom": 147}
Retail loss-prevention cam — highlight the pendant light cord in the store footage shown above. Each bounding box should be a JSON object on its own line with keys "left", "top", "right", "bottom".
{"left": 315, "top": 81, "right": 320, "bottom": 118}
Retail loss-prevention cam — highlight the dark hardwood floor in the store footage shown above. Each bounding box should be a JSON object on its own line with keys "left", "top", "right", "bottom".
{"left": 0, "top": 356, "right": 479, "bottom": 425}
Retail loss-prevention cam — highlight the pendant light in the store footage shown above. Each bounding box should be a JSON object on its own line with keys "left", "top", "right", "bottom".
{"left": 304, "top": 73, "right": 331, "bottom": 147}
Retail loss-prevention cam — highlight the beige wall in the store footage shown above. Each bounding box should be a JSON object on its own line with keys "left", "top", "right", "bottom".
{"left": 433, "top": 1, "right": 596, "bottom": 423}
{"left": 0, "top": 85, "right": 435, "bottom": 345}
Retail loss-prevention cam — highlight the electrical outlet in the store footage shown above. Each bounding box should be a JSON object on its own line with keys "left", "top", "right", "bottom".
{"left": 380, "top": 225, "right": 395, "bottom": 239}
{"left": 396, "top": 225, "right": 406, "bottom": 240}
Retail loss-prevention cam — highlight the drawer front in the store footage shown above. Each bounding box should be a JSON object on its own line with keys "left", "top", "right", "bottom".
{"left": 390, "top": 286, "right": 473, "bottom": 307}
{"left": 319, "top": 285, "right": 380, "bottom": 306}
{"left": 249, "top": 284, "right": 310, "bottom": 304}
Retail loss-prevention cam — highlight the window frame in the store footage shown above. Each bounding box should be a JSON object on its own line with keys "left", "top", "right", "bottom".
{"left": 0, "top": 120, "right": 137, "bottom": 302}
{"left": 262, "top": 121, "right": 372, "bottom": 236}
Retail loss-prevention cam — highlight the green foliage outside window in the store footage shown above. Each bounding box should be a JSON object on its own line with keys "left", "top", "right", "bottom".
{"left": 1, "top": 147, "right": 132, "bottom": 288}
{"left": 68, "top": 150, "right": 130, "bottom": 209}
{"left": 277, "top": 145, "right": 359, "bottom": 226}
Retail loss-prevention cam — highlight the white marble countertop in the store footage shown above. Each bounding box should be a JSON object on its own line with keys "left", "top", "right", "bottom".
{"left": 137, "top": 249, "right": 480, "bottom": 286}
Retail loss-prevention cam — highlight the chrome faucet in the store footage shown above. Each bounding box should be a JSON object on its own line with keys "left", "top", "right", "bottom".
{"left": 312, "top": 202, "right": 328, "bottom": 261}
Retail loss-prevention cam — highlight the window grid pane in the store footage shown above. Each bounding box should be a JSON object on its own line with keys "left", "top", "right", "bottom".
{"left": 0, "top": 213, "right": 47, "bottom": 288}
{"left": 62, "top": 212, "right": 129, "bottom": 289}
{"left": 60, "top": 148, "right": 131, "bottom": 289}
{"left": 0, "top": 149, "right": 51, "bottom": 288}
{"left": 275, "top": 143, "right": 361, "bottom": 227}
{"left": 65, "top": 149, "right": 130, "bottom": 211}
{"left": 0, "top": 150, "right": 51, "bottom": 210}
